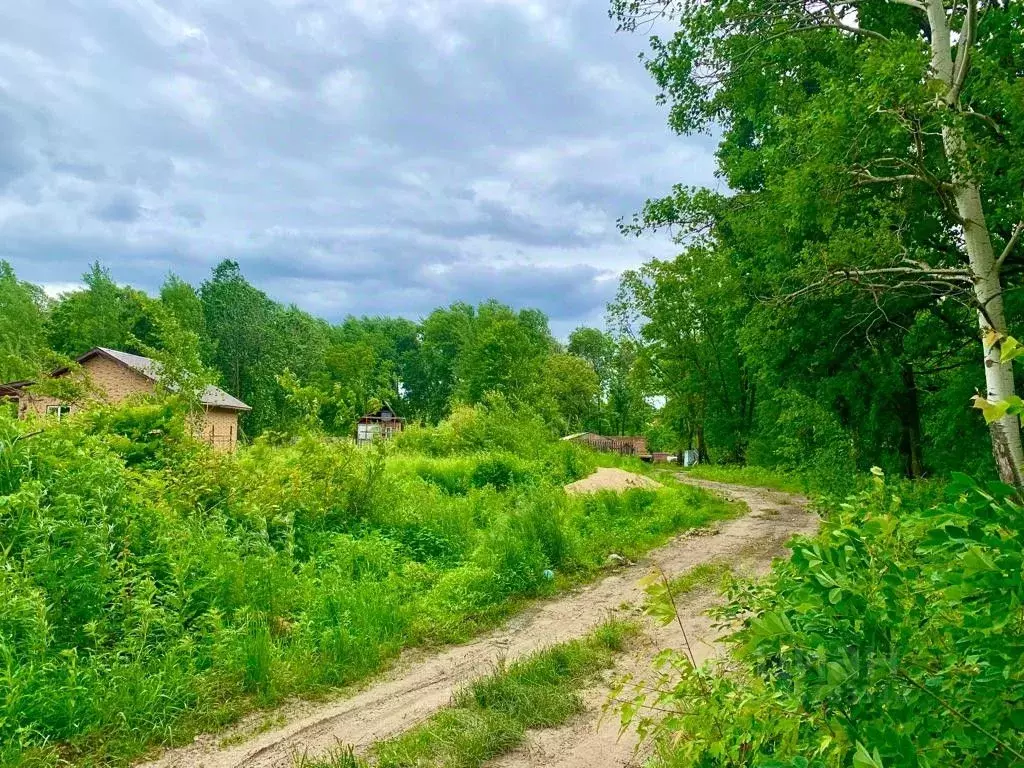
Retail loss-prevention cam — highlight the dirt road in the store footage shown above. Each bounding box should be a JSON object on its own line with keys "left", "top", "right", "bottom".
{"left": 488, "top": 477, "right": 816, "bottom": 768}
{"left": 138, "top": 477, "right": 815, "bottom": 768}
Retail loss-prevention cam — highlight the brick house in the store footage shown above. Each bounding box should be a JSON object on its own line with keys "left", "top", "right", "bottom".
{"left": 2, "top": 347, "right": 250, "bottom": 452}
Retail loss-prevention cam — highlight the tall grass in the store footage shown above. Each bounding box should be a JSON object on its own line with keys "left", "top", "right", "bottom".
{"left": 0, "top": 401, "right": 733, "bottom": 768}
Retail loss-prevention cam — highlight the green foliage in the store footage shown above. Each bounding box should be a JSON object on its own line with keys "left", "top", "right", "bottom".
{"left": 620, "top": 474, "right": 1024, "bottom": 767}
{"left": 0, "top": 261, "right": 49, "bottom": 382}
{"left": 0, "top": 404, "right": 731, "bottom": 767}
{"left": 46, "top": 263, "right": 161, "bottom": 358}
{"left": 0, "top": 258, "right": 666, "bottom": 444}
{"left": 746, "top": 389, "right": 858, "bottom": 494}
{"left": 610, "top": 0, "right": 1024, "bottom": 481}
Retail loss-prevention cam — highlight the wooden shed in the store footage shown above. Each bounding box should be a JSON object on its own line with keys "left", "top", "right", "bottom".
{"left": 562, "top": 432, "right": 649, "bottom": 457}
{"left": 356, "top": 403, "right": 405, "bottom": 446}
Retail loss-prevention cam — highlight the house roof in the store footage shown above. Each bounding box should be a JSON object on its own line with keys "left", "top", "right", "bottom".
{"left": 360, "top": 401, "right": 404, "bottom": 421}
{"left": 61, "top": 347, "right": 251, "bottom": 411}
{"left": 0, "top": 381, "right": 31, "bottom": 398}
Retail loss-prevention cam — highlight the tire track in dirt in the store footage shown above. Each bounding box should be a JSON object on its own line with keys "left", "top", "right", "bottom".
{"left": 487, "top": 477, "right": 817, "bottom": 768}
{"left": 137, "top": 477, "right": 814, "bottom": 768}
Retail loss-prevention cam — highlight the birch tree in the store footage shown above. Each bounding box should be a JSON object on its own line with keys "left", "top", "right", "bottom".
{"left": 612, "top": 0, "right": 1024, "bottom": 483}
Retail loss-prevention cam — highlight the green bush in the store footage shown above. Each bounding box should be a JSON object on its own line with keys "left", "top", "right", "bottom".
{"left": 624, "top": 473, "right": 1024, "bottom": 767}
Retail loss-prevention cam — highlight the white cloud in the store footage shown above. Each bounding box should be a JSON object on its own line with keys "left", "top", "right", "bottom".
{"left": 317, "top": 68, "right": 367, "bottom": 113}
{"left": 154, "top": 75, "right": 216, "bottom": 123}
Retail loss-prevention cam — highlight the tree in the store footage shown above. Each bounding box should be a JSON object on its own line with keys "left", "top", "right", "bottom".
{"left": 612, "top": 0, "right": 1024, "bottom": 483}
{"left": 200, "top": 260, "right": 292, "bottom": 434}
{"left": 0, "top": 261, "right": 49, "bottom": 381}
{"left": 456, "top": 301, "right": 554, "bottom": 407}
{"left": 605, "top": 339, "right": 652, "bottom": 437}
{"left": 612, "top": 246, "right": 751, "bottom": 459}
{"left": 160, "top": 274, "right": 208, "bottom": 344}
{"left": 405, "top": 303, "right": 476, "bottom": 423}
{"left": 542, "top": 353, "right": 602, "bottom": 432}
{"left": 47, "top": 263, "right": 161, "bottom": 358}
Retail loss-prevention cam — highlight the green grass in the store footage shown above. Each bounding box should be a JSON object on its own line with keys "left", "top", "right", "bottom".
{"left": 306, "top": 621, "right": 639, "bottom": 768}
{"left": 666, "top": 561, "right": 733, "bottom": 596}
{"left": 676, "top": 464, "right": 807, "bottom": 494}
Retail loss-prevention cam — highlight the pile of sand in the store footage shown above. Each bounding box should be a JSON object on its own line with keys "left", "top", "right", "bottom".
{"left": 563, "top": 467, "right": 662, "bottom": 494}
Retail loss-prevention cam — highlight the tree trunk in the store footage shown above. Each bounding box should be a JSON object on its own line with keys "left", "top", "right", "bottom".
{"left": 898, "top": 364, "right": 925, "bottom": 479}
{"left": 695, "top": 424, "right": 709, "bottom": 464}
{"left": 927, "top": 0, "right": 1024, "bottom": 485}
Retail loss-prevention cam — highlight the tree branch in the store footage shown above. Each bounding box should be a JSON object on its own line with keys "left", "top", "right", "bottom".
{"left": 853, "top": 172, "right": 932, "bottom": 187}
{"left": 995, "top": 221, "right": 1024, "bottom": 270}
{"left": 950, "top": 0, "right": 977, "bottom": 103}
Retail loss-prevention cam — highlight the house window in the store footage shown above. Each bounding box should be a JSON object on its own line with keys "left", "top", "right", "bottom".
{"left": 46, "top": 404, "right": 72, "bottom": 421}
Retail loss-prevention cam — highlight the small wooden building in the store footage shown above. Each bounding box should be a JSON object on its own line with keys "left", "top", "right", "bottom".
{"left": 2, "top": 347, "right": 251, "bottom": 452}
{"left": 562, "top": 432, "right": 649, "bottom": 457}
{"left": 356, "top": 403, "right": 405, "bottom": 446}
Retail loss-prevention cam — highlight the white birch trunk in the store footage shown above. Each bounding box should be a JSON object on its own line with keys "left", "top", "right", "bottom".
{"left": 926, "top": 0, "right": 1024, "bottom": 485}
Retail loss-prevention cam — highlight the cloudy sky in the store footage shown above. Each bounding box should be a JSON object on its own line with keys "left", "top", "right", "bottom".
{"left": 0, "top": 0, "right": 718, "bottom": 336}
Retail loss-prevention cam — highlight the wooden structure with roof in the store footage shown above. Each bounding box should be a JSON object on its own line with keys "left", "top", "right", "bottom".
{"left": 356, "top": 402, "right": 405, "bottom": 446}
{"left": 2, "top": 347, "right": 251, "bottom": 452}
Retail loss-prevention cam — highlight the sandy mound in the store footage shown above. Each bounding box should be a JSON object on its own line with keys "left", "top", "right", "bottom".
{"left": 563, "top": 467, "right": 662, "bottom": 494}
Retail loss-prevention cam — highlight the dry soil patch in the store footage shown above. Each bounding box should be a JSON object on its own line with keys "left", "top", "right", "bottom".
{"left": 563, "top": 467, "right": 662, "bottom": 494}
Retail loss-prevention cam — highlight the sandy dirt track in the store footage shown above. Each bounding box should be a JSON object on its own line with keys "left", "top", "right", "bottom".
{"left": 487, "top": 477, "right": 816, "bottom": 768}
{"left": 137, "top": 476, "right": 815, "bottom": 768}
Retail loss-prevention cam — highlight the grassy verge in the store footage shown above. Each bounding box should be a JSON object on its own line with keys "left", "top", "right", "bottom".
{"left": 675, "top": 464, "right": 807, "bottom": 494}
{"left": 306, "top": 621, "right": 639, "bottom": 768}
{"left": 665, "top": 561, "right": 732, "bottom": 596}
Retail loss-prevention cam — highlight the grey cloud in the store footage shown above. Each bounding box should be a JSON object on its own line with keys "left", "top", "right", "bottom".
{"left": 0, "top": 0, "right": 710, "bottom": 330}
{"left": 0, "top": 110, "right": 33, "bottom": 189}
{"left": 92, "top": 189, "right": 142, "bottom": 222}
{"left": 172, "top": 201, "right": 206, "bottom": 227}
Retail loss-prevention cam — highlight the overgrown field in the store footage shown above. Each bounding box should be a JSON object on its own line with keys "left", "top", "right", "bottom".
{"left": 0, "top": 399, "right": 735, "bottom": 768}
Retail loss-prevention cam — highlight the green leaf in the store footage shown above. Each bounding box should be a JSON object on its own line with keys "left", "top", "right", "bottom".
{"left": 853, "top": 742, "right": 885, "bottom": 768}
{"left": 961, "top": 546, "right": 998, "bottom": 574}
{"left": 972, "top": 395, "right": 1010, "bottom": 425}
{"left": 1000, "top": 336, "right": 1024, "bottom": 363}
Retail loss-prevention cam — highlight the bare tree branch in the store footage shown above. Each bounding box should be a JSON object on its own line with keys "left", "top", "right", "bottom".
{"left": 950, "top": 0, "right": 977, "bottom": 103}
{"left": 995, "top": 221, "right": 1024, "bottom": 270}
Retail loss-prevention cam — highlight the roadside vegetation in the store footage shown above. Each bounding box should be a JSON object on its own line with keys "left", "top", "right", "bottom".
{"left": 0, "top": 398, "right": 735, "bottom": 768}
{"left": 676, "top": 465, "right": 807, "bottom": 495}
{"left": 624, "top": 474, "right": 1023, "bottom": 766}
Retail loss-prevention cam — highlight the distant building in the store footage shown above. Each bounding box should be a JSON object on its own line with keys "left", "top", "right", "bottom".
{"left": 562, "top": 432, "right": 649, "bottom": 457}
{"left": 357, "top": 403, "right": 405, "bottom": 446}
{"left": 2, "top": 347, "right": 250, "bottom": 452}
